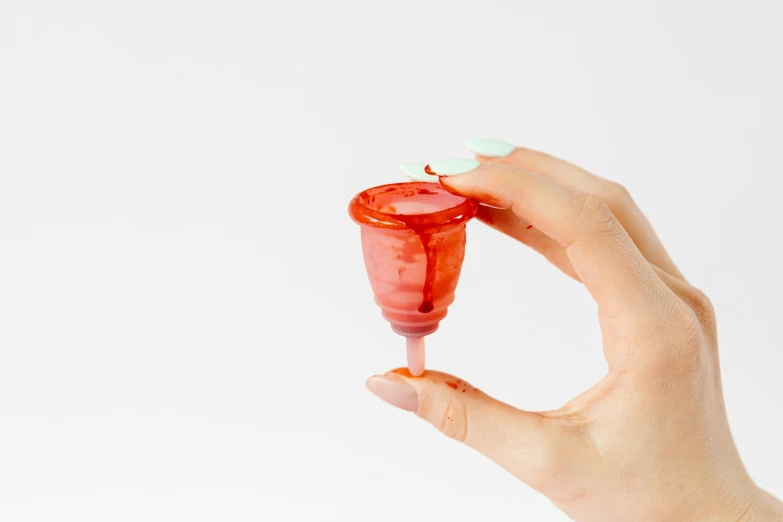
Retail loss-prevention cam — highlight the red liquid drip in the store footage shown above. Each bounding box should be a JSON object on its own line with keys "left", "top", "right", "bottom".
{"left": 391, "top": 195, "right": 441, "bottom": 313}
{"left": 418, "top": 231, "right": 435, "bottom": 313}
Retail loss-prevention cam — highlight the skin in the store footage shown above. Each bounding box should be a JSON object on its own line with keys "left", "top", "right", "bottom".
{"left": 365, "top": 146, "right": 783, "bottom": 522}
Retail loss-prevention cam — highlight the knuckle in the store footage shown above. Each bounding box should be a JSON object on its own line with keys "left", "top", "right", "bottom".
{"left": 569, "top": 189, "right": 591, "bottom": 213}
{"left": 669, "top": 285, "right": 717, "bottom": 338}
{"left": 645, "top": 290, "right": 716, "bottom": 384}
{"left": 665, "top": 300, "right": 709, "bottom": 371}
{"left": 564, "top": 191, "right": 614, "bottom": 247}
{"left": 578, "top": 192, "right": 614, "bottom": 227}
{"left": 437, "top": 397, "right": 470, "bottom": 443}
{"left": 686, "top": 287, "right": 716, "bottom": 326}
{"left": 600, "top": 181, "right": 632, "bottom": 208}
{"left": 572, "top": 192, "right": 617, "bottom": 240}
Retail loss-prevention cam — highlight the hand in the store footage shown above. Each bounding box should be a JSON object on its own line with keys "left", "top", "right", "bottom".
{"left": 365, "top": 144, "right": 783, "bottom": 522}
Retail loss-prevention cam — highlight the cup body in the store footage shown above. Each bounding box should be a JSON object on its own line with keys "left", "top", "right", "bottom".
{"left": 349, "top": 182, "right": 477, "bottom": 337}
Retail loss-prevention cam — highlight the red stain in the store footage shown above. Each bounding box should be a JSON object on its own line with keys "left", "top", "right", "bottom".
{"left": 424, "top": 165, "right": 435, "bottom": 175}
{"left": 526, "top": 224, "right": 533, "bottom": 229}
{"left": 461, "top": 389, "right": 466, "bottom": 393}
{"left": 436, "top": 176, "right": 462, "bottom": 197}
{"left": 446, "top": 382, "right": 459, "bottom": 390}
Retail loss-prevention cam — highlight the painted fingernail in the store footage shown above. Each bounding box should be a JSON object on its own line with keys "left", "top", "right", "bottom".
{"left": 425, "top": 158, "right": 481, "bottom": 177}
{"left": 400, "top": 161, "right": 438, "bottom": 182}
{"left": 366, "top": 375, "right": 418, "bottom": 413}
{"left": 466, "top": 138, "right": 515, "bottom": 157}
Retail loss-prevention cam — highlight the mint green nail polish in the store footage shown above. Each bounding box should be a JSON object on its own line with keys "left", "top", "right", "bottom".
{"left": 426, "top": 158, "right": 481, "bottom": 176}
{"left": 400, "top": 162, "right": 438, "bottom": 182}
{"left": 466, "top": 138, "right": 515, "bottom": 157}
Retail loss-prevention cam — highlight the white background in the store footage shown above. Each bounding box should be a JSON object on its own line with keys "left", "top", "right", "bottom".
{"left": 1, "top": 0, "right": 782, "bottom": 520}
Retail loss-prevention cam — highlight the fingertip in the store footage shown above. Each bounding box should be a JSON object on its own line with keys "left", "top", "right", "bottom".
{"left": 365, "top": 374, "right": 419, "bottom": 413}
{"left": 466, "top": 138, "right": 516, "bottom": 158}
{"left": 401, "top": 161, "right": 437, "bottom": 182}
{"left": 436, "top": 174, "right": 461, "bottom": 195}
{"left": 426, "top": 158, "right": 481, "bottom": 177}
{"left": 439, "top": 170, "right": 507, "bottom": 210}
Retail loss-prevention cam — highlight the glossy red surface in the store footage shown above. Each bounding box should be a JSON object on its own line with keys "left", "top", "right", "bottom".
{"left": 349, "top": 182, "right": 477, "bottom": 336}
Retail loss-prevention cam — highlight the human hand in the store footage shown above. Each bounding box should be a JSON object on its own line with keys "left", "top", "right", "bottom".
{"left": 365, "top": 142, "right": 783, "bottom": 522}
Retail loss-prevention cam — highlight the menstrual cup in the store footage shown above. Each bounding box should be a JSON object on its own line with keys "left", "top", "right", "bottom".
{"left": 348, "top": 182, "right": 478, "bottom": 375}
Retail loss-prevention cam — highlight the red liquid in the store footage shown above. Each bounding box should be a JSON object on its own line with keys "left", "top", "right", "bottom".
{"left": 349, "top": 182, "right": 478, "bottom": 337}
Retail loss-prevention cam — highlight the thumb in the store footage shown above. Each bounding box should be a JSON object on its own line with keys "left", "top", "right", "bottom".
{"left": 366, "top": 369, "right": 577, "bottom": 490}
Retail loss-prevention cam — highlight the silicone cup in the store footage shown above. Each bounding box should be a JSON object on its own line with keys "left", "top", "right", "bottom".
{"left": 348, "top": 182, "right": 478, "bottom": 338}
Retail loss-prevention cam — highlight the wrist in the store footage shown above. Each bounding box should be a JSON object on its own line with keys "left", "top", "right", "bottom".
{"left": 677, "top": 480, "right": 782, "bottom": 522}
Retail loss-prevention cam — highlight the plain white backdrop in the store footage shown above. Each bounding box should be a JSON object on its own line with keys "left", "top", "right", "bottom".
{"left": 1, "top": 0, "right": 782, "bottom": 520}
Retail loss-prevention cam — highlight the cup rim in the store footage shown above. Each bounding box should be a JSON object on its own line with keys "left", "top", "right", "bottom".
{"left": 348, "top": 181, "right": 478, "bottom": 231}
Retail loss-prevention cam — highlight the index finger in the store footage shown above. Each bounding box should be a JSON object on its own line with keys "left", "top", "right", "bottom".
{"left": 428, "top": 159, "right": 662, "bottom": 315}
{"left": 467, "top": 141, "right": 685, "bottom": 280}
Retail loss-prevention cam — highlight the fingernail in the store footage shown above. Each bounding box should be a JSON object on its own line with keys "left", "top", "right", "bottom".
{"left": 400, "top": 161, "right": 438, "bottom": 182}
{"left": 466, "top": 138, "right": 515, "bottom": 158}
{"left": 425, "top": 158, "right": 481, "bottom": 177}
{"left": 366, "top": 375, "right": 418, "bottom": 413}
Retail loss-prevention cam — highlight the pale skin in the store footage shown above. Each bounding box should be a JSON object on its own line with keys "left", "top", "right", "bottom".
{"left": 365, "top": 146, "right": 783, "bottom": 522}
